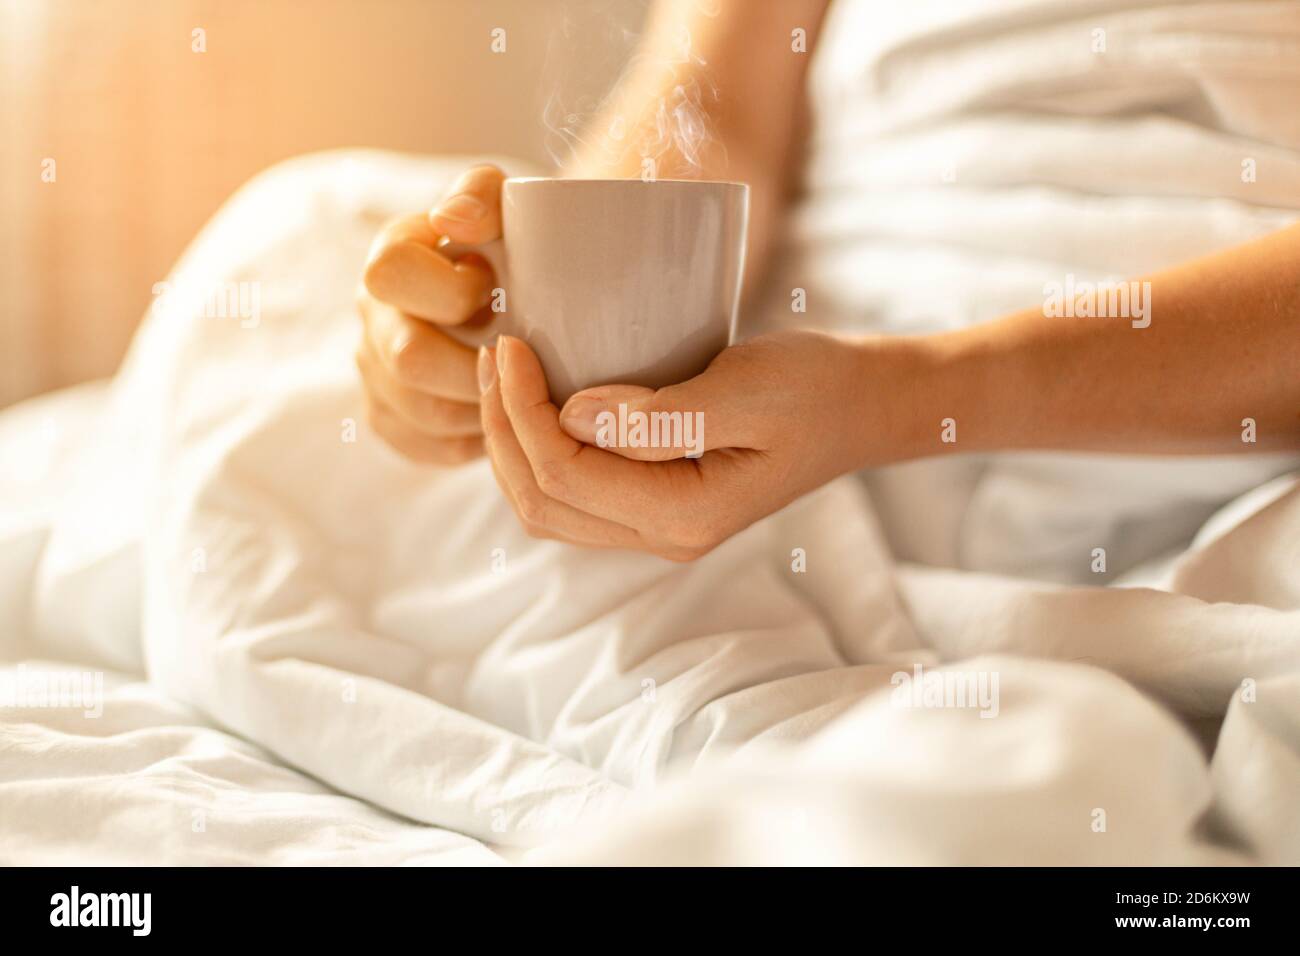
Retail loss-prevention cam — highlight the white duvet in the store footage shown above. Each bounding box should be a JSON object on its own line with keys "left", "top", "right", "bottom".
{"left": 3, "top": 0, "right": 1300, "bottom": 866}
{"left": 0, "top": 148, "right": 1296, "bottom": 866}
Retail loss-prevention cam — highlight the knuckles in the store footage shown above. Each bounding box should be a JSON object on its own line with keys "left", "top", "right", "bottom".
{"left": 386, "top": 332, "right": 428, "bottom": 386}
{"left": 365, "top": 393, "right": 482, "bottom": 466}
{"left": 662, "top": 513, "right": 727, "bottom": 559}
{"left": 414, "top": 395, "right": 461, "bottom": 432}
{"left": 532, "top": 459, "right": 570, "bottom": 500}
{"left": 512, "top": 486, "right": 551, "bottom": 528}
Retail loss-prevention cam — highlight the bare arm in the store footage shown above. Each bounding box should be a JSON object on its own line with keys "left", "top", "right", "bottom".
{"left": 564, "top": 0, "right": 831, "bottom": 292}
{"left": 473, "top": 221, "right": 1299, "bottom": 561}
{"left": 892, "top": 222, "right": 1300, "bottom": 458}
{"left": 355, "top": 1, "right": 827, "bottom": 468}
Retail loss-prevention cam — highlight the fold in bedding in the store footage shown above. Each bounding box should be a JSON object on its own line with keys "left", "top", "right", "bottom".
{"left": 1, "top": 148, "right": 1297, "bottom": 865}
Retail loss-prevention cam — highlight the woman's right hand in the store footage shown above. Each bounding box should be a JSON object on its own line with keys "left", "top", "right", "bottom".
{"left": 356, "top": 164, "right": 506, "bottom": 464}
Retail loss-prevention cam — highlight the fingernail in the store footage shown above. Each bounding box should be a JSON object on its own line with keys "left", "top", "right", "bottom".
{"left": 432, "top": 193, "right": 486, "bottom": 224}
{"left": 477, "top": 346, "right": 496, "bottom": 393}
{"left": 495, "top": 337, "right": 510, "bottom": 380}
{"left": 559, "top": 397, "right": 604, "bottom": 444}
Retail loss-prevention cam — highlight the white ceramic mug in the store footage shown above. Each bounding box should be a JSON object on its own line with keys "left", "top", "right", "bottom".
{"left": 443, "top": 177, "right": 749, "bottom": 405}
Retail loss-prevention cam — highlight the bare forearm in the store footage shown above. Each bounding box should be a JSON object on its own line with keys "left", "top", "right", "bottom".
{"left": 880, "top": 222, "right": 1300, "bottom": 461}
{"left": 563, "top": 0, "right": 829, "bottom": 287}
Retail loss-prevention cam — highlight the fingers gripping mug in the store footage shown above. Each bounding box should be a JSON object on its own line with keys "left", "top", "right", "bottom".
{"left": 441, "top": 177, "right": 749, "bottom": 405}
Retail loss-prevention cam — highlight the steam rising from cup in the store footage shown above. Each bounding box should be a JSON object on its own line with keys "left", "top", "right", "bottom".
{"left": 542, "top": 9, "right": 721, "bottom": 179}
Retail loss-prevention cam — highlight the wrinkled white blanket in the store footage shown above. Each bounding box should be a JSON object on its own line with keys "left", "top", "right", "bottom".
{"left": 0, "top": 148, "right": 1296, "bottom": 866}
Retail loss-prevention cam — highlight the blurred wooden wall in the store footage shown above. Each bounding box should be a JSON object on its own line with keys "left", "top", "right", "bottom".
{"left": 0, "top": 0, "right": 643, "bottom": 407}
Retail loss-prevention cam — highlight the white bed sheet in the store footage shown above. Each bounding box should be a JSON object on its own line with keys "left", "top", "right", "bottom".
{"left": 1, "top": 148, "right": 1297, "bottom": 866}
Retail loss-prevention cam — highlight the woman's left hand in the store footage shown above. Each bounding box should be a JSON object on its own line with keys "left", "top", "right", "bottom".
{"left": 477, "top": 329, "right": 923, "bottom": 561}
